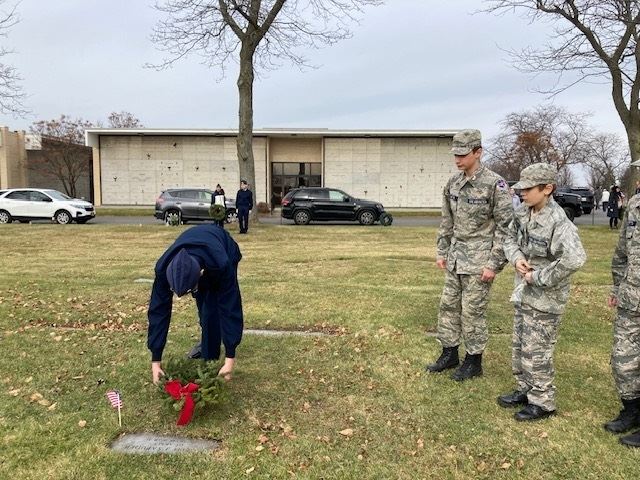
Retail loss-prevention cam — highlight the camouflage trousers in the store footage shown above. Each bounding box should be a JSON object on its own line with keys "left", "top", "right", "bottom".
{"left": 512, "top": 305, "right": 561, "bottom": 411}
{"left": 437, "top": 270, "right": 491, "bottom": 354}
{"left": 612, "top": 308, "right": 640, "bottom": 401}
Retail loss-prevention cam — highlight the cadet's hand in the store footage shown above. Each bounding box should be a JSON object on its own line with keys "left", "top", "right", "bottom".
{"left": 436, "top": 258, "right": 447, "bottom": 270}
{"left": 151, "top": 362, "right": 165, "bottom": 385}
{"left": 524, "top": 271, "right": 534, "bottom": 284}
{"left": 608, "top": 295, "right": 618, "bottom": 308}
{"left": 481, "top": 268, "right": 496, "bottom": 283}
{"left": 515, "top": 259, "right": 532, "bottom": 276}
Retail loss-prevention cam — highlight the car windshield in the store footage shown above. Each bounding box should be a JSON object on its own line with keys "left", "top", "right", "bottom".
{"left": 44, "top": 190, "right": 72, "bottom": 201}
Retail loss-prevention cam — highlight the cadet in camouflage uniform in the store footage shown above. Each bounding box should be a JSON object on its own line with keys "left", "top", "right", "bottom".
{"left": 606, "top": 160, "right": 640, "bottom": 447}
{"left": 426, "top": 129, "right": 514, "bottom": 381}
{"left": 499, "top": 163, "right": 586, "bottom": 421}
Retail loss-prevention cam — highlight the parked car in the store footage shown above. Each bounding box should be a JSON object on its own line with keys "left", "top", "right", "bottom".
{"left": 557, "top": 186, "right": 595, "bottom": 214}
{"left": 281, "top": 187, "right": 392, "bottom": 225}
{"left": 0, "top": 188, "right": 95, "bottom": 224}
{"left": 154, "top": 188, "right": 237, "bottom": 225}
{"left": 509, "top": 181, "right": 582, "bottom": 222}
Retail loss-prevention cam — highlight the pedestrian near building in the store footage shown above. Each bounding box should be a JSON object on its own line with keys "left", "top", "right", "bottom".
{"left": 147, "top": 224, "right": 244, "bottom": 384}
{"left": 426, "top": 129, "right": 514, "bottom": 381}
{"left": 608, "top": 186, "right": 622, "bottom": 229}
{"left": 602, "top": 188, "right": 610, "bottom": 212}
{"left": 606, "top": 166, "right": 640, "bottom": 447}
{"left": 499, "top": 163, "right": 586, "bottom": 421}
{"left": 212, "top": 184, "right": 226, "bottom": 228}
{"left": 236, "top": 180, "right": 253, "bottom": 234}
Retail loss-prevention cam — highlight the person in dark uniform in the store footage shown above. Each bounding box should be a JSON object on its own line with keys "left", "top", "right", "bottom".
{"left": 147, "top": 224, "right": 243, "bottom": 384}
{"left": 236, "top": 180, "right": 253, "bottom": 234}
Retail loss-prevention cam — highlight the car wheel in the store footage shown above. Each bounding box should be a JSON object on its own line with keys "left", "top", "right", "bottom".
{"left": 293, "top": 209, "right": 311, "bottom": 225}
{"left": 358, "top": 210, "right": 375, "bottom": 226}
{"left": 226, "top": 210, "right": 238, "bottom": 224}
{"left": 562, "top": 207, "right": 575, "bottom": 222}
{"left": 164, "top": 209, "right": 181, "bottom": 226}
{"left": 379, "top": 212, "right": 393, "bottom": 226}
{"left": 54, "top": 210, "right": 72, "bottom": 225}
{"left": 0, "top": 210, "right": 12, "bottom": 224}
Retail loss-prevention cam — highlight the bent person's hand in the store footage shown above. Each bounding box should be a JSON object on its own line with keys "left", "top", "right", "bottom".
{"left": 515, "top": 259, "right": 531, "bottom": 276}
{"left": 481, "top": 268, "right": 496, "bottom": 283}
{"left": 436, "top": 258, "right": 447, "bottom": 270}
{"left": 608, "top": 295, "right": 618, "bottom": 308}
{"left": 152, "top": 362, "right": 165, "bottom": 385}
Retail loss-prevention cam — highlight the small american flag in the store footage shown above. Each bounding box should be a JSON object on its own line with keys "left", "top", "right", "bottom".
{"left": 106, "top": 390, "right": 122, "bottom": 409}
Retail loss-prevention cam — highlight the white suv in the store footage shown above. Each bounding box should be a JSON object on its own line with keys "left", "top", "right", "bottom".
{"left": 0, "top": 188, "right": 95, "bottom": 224}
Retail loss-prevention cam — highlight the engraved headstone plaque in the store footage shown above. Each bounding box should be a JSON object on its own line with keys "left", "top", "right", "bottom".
{"left": 111, "top": 434, "right": 219, "bottom": 454}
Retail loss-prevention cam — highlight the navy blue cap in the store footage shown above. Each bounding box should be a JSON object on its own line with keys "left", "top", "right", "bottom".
{"left": 166, "top": 248, "right": 201, "bottom": 296}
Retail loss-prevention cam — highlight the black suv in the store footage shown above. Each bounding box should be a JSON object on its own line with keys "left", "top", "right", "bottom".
{"left": 154, "top": 188, "right": 237, "bottom": 225}
{"left": 557, "top": 187, "right": 595, "bottom": 214}
{"left": 281, "top": 187, "right": 392, "bottom": 225}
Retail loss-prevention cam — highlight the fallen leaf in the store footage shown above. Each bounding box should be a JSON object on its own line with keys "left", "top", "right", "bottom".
{"left": 258, "top": 434, "right": 269, "bottom": 444}
{"left": 255, "top": 445, "right": 264, "bottom": 452}
{"left": 37, "top": 399, "right": 51, "bottom": 407}
{"left": 501, "top": 462, "right": 511, "bottom": 470}
{"left": 476, "top": 461, "right": 487, "bottom": 472}
{"left": 245, "top": 467, "right": 255, "bottom": 474}
{"left": 30, "top": 392, "right": 43, "bottom": 402}
{"left": 539, "top": 431, "right": 548, "bottom": 439}
{"left": 78, "top": 420, "right": 87, "bottom": 428}
{"left": 417, "top": 438, "right": 424, "bottom": 449}
{"left": 24, "top": 377, "right": 33, "bottom": 383}
{"left": 8, "top": 388, "right": 20, "bottom": 396}
{"left": 339, "top": 428, "right": 354, "bottom": 437}
{"left": 47, "top": 403, "right": 57, "bottom": 411}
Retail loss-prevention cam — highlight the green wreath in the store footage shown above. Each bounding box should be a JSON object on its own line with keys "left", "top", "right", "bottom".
{"left": 159, "top": 357, "right": 227, "bottom": 411}
{"left": 209, "top": 204, "right": 226, "bottom": 221}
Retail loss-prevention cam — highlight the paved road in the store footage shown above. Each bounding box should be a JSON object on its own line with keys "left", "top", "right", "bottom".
{"left": 87, "top": 209, "right": 611, "bottom": 227}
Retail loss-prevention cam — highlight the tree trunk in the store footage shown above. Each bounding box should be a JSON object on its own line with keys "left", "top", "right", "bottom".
{"left": 627, "top": 118, "right": 640, "bottom": 163}
{"left": 237, "top": 43, "right": 257, "bottom": 221}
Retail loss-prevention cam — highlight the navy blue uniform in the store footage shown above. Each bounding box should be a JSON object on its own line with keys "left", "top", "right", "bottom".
{"left": 147, "top": 225, "right": 243, "bottom": 361}
{"left": 236, "top": 188, "right": 253, "bottom": 233}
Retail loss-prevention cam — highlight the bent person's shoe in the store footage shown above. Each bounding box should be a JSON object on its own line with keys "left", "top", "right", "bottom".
{"left": 497, "top": 390, "right": 528, "bottom": 408}
{"left": 426, "top": 346, "right": 459, "bottom": 373}
{"left": 620, "top": 429, "right": 640, "bottom": 448}
{"left": 451, "top": 353, "right": 482, "bottom": 381}
{"left": 514, "top": 404, "right": 555, "bottom": 421}
{"left": 187, "top": 342, "right": 202, "bottom": 359}
{"left": 604, "top": 398, "right": 640, "bottom": 434}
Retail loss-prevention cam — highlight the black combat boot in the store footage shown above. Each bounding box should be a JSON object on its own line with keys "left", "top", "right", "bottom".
{"left": 186, "top": 342, "right": 202, "bottom": 359}
{"left": 620, "top": 429, "right": 640, "bottom": 447}
{"left": 425, "top": 346, "right": 459, "bottom": 373}
{"left": 497, "top": 390, "right": 528, "bottom": 408}
{"left": 604, "top": 398, "right": 640, "bottom": 434}
{"left": 450, "top": 353, "right": 482, "bottom": 381}
{"left": 514, "top": 404, "right": 555, "bottom": 421}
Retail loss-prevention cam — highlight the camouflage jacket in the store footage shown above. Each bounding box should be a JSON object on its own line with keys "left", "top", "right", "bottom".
{"left": 503, "top": 198, "right": 586, "bottom": 314}
{"left": 436, "top": 164, "right": 513, "bottom": 275}
{"left": 611, "top": 194, "right": 640, "bottom": 311}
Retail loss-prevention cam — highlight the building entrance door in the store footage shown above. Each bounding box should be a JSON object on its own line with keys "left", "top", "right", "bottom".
{"left": 271, "top": 162, "right": 321, "bottom": 207}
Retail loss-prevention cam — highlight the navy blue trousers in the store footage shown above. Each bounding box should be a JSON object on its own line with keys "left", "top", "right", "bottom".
{"left": 238, "top": 207, "right": 250, "bottom": 233}
{"left": 194, "top": 266, "right": 243, "bottom": 360}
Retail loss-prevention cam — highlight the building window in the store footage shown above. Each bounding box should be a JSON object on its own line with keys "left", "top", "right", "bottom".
{"left": 271, "top": 162, "right": 321, "bottom": 206}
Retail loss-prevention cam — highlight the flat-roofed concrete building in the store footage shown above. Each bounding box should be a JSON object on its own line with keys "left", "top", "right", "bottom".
{"left": 85, "top": 128, "right": 458, "bottom": 207}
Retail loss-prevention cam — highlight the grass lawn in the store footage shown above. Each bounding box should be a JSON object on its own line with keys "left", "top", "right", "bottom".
{"left": 0, "top": 222, "right": 637, "bottom": 479}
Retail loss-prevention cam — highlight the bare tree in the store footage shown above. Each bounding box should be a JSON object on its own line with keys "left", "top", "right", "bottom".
{"left": 0, "top": 1, "right": 26, "bottom": 116}
{"left": 584, "top": 133, "right": 629, "bottom": 190}
{"left": 485, "top": 1, "right": 640, "bottom": 163}
{"left": 107, "top": 111, "right": 144, "bottom": 128}
{"left": 149, "top": 0, "right": 382, "bottom": 214}
{"left": 29, "top": 115, "right": 94, "bottom": 198}
{"left": 486, "top": 105, "right": 591, "bottom": 183}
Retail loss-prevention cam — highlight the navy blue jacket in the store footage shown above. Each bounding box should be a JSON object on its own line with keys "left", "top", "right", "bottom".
{"left": 236, "top": 189, "right": 253, "bottom": 209}
{"left": 147, "top": 225, "right": 242, "bottom": 361}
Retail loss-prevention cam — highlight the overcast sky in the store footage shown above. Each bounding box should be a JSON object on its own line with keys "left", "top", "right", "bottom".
{"left": 0, "top": 0, "right": 628, "bottom": 147}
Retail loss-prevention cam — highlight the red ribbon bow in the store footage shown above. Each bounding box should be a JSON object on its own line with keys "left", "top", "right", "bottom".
{"left": 164, "top": 380, "right": 200, "bottom": 426}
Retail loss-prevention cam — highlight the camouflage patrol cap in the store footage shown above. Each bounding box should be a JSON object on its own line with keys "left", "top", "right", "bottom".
{"left": 451, "top": 129, "right": 482, "bottom": 156}
{"left": 512, "top": 163, "right": 558, "bottom": 190}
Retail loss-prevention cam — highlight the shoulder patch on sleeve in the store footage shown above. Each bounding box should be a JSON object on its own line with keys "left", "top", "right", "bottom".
{"left": 496, "top": 179, "right": 508, "bottom": 192}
